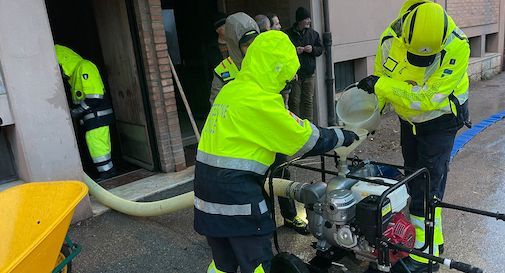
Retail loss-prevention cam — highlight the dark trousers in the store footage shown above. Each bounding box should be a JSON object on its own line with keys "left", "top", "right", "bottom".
{"left": 400, "top": 116, "right": 459, "bottom": 217}
{"left": 288, "top": 74, "right": 315, "bottom": 121}
{"left": 271, "top": 154, "right": 297, "bottom": 220}
{"left": 206, "top": 234, "right": 273, "bottom": 273}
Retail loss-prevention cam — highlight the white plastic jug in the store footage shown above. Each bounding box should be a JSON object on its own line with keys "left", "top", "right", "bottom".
{"left": 336, "top": 84, "right": 380, "bottom": 132}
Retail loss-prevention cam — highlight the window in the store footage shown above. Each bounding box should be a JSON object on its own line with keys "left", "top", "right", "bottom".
{"left": 469, "top": 36, "right": 483, "bottom": 57}
{"left": 334, "top": 60, "right": 355, "bottom": 92}
{"left": 485, "top": 33, "right": 498, "bottom": 53}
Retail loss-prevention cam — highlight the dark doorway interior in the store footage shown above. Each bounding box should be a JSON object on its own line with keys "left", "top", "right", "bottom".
{"left": 45, "top": 0, "right": 154, "bottom": 182}
{"left": 161, "top": 0, "right": 219, "bottom": 165}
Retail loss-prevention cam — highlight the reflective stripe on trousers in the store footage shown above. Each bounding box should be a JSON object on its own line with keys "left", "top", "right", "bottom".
{"left": 409, "top": 213, "right": 443, "bottom": 263}
{"left": 85, "top": 126, "right": 113, "bottom": 173}
{"left": 92, "top": 153, "right": 111, "bottom": 164}
{"left": 97, "top": 161, "right": 113, "bottom": 173}
{"left": 207, "top": 260, "right": 265, "bottom": 273}
{"left": 82, "top": 108, "right": 114, "bottom": 122}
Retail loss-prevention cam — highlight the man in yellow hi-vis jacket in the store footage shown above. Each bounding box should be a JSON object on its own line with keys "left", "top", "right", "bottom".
{"left": 195, "top": 30, "right": 359, "bottom": 273}
{"left": 55, "top": 45, "right": 116, "bottom": 180}
{"left": 357, "top": 1, "right": 471, "bottom": 272}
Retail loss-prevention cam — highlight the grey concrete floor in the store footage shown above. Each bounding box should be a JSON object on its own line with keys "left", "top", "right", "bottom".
{"left": 68, "top": 73, "right": 505, "bottom": 273}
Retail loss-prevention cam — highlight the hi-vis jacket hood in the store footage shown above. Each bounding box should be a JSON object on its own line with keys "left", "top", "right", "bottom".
{"left": 198, "top": 31, "right": 312, "bottom": 170}
{"left": 237, "top": 30, "right": 300, "bottom": 94}
{"left": 398, "top": 0, "right": 430, "bottom": 17}
{"left": 55, "top": 45, "right": 83, "bottom": 77}
{"left": 224, "top": 12, "right": 260, "bottom": 69}
{"left": 54, "top": 44, "right": 105, "bottom": 104}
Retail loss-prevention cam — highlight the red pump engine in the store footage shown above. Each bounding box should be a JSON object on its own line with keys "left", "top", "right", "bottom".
{"left": 377, "top": 212, "right": 416, "bottom": 264}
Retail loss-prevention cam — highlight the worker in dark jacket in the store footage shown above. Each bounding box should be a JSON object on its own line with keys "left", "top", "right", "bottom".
{"left": 286, "top": 6, "right": 323, "bottom": 121}
{"left": 195, "top": 30, "right": 359, "bottom": 273}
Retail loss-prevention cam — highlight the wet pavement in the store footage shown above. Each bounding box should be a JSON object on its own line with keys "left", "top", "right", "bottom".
{"left": 69, "top": 74, "right": 505, "bottom": 273}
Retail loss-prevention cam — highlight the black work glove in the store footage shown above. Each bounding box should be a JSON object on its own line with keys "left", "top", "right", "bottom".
{"left": 357, "top": 75, "right": 380, "bottom": 94}
{"left": 342, "top": 129, "right": 360, "bottom": 147}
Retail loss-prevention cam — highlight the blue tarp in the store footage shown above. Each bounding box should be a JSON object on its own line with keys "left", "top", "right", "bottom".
{"left": 450, "top": 111, "right": 505, "bottom": 161}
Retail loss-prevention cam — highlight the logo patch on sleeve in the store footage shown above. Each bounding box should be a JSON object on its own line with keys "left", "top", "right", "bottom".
{"left": 221, "top": 71, "right": 230, "bottom": 79}
{"left": 82, "top": 74, "right": 89, "bottom": 80}
{"left": 449, "top": 59, "right": 456, "bottom": 65}
{"left": 383, "top": 57, "right": 398, "bottom": 72}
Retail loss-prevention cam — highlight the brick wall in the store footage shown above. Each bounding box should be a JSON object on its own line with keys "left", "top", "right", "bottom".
{"left": 133, "top": 0, "right": 186, "bottom": 172}
{"left": 447, "top": 0, "right": 500, "bottom": 28}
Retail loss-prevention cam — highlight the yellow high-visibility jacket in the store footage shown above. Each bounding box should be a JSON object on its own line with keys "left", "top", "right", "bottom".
{"left": 374, "top": 13, "right": 469, "bottom": 125}
{"left": 55, "top": 45, "right": 105, "bottom": 105}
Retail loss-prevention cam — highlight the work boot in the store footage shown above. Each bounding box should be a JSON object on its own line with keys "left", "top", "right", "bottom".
{"left": 96, "top": 167, "right": 117, "bottom": 182}
{"left": 391, "top": 257, "right": 439, "bottom": 273}
{"left": 284, "top": 215, "right": 310, "bottom": 235}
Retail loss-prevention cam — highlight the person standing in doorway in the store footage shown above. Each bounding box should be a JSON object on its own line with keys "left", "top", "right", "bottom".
{"left": 55, "top": 45, "right": 116, "bottom": 181}
{"left": 259, "top": 12, "right": 308, "bottom": 235}
{"left": 286, "top": 6, "right": 323, "bottom": 121}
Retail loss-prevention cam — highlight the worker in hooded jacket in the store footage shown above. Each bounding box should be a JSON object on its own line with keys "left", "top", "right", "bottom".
{"left": 208, "top": 12, "right": 308, "bottom": 235}
{"left": 55, "top": 45, "right": 115, "bottom": 180}
{"left": 357, "top": 1, "right": 470, "bottom": 272}
{"left": 195, "top": 30, "right": 360, "bottom": 273}
{"left": 209, "top": 12, "right": 260, "bottom": 105}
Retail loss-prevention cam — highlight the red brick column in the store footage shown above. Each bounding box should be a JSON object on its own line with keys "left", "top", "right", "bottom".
{"left": 133, "top": 0, "right": 186, "bottom": 172}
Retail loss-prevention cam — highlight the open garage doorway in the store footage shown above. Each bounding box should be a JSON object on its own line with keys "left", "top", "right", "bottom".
{"left": 45, "top": 0, "right": 158, "bottom": 186}
{"left": 158, "top": 0, "right": 307, "bottom": 165}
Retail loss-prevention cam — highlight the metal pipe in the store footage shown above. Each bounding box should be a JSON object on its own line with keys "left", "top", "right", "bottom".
{"left": 436, "top": 200, "right": 505, "bottom": 221}
{"left": 322, "top": 0, "right": 336, "bottom": 126}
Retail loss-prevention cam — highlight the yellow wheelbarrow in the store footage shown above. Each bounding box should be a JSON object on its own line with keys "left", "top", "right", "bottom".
{"left": 0, "top": 181, "right": 88, "bottom": 273}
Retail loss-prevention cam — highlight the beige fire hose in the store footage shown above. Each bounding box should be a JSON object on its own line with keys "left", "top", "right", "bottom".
{"left": 83, "top": 173, "right": 295, "bottom": 217}
{"left": 83, "top": 53, "right": 204, "bottom": 215}
{"left": 83, "top": 173, "right": 194, "bottom": 217}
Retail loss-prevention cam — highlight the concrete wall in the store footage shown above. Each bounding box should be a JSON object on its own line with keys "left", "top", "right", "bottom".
{"left": 326, "top": 0, "right": 505, "bottom": 70}
{"left": 447, "top": 0, "right": 500, "bottom": 28}
{"left": 329, "top": 0, "right": 405, "bottom": 63}
{"left": 0, "top": 0, "right": 91, "bottom": 220}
